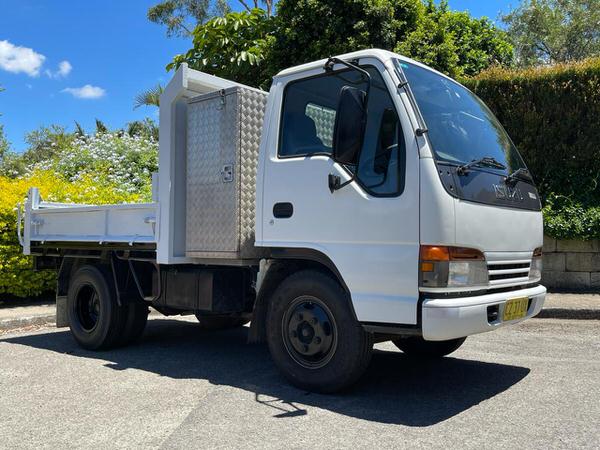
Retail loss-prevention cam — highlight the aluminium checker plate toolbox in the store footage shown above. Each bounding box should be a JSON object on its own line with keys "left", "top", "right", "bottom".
{"left": 185, "top": 86, "right": 268, "bottom": 260}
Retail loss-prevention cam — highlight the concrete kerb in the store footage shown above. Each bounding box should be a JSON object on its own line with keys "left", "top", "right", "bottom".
{"left": 0, "top": 314, "right": 56, "bottom": 333}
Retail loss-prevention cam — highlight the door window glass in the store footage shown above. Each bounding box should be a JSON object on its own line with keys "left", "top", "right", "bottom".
{"left": 279, "top": 66, "right": 405, "bottom": 196}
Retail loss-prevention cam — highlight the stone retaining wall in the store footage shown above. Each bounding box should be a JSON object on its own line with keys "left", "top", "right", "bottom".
{"left": 542, "top": 235, "right": 600, "bottom": 291}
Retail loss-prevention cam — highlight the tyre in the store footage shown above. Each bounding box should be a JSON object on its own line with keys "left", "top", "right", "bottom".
{"left": 67, "top": 265, "right": 127, "bottom": 350}
{"left": 194, "top": 314, "right": 249, "bottom": 330}
{"left": 266, "top": 270, "right": 373, "bottom": 393}
{"left": 392, "top": 336, "right": 466, "bottom": 358}
{"left": 117, "top": 300, "right": 149, "bottom": 346}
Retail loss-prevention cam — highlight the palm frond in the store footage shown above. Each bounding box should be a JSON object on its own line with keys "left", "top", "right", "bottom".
{"left": 134, "top": 84, "right": 164, "bottom": 109}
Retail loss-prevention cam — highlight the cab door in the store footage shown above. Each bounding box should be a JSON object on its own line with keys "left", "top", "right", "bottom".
{"left": 258, "top": 58, "right": 420, "bottom": 325}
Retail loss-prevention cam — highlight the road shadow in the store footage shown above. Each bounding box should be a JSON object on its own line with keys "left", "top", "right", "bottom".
{"left": 1, "top": 319, "right": 530, "bottom": 426}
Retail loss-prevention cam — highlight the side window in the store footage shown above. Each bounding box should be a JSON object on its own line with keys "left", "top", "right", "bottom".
{"left": 279, "top": 66, "right": 405, "bottom": 196}
{"left": 356, "top": 74, "right": 405, "bottom": 196}
{"left": 305, "top": 103, "right": 335, "bottom": 148}
{"left": 279, "top": 73, "right": 351, "bottom": 157}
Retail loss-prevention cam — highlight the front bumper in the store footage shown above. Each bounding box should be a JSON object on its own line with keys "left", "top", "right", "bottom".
{"left": 421, "top": 284, "right": 546, "bottom": 341}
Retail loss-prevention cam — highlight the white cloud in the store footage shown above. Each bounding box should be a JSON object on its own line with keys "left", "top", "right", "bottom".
{"left": 58, "top": 60, "right": 72, "bottom": 76}
{"left": 0, "top": 39, "right": 45, "bottom": 77}
{"left": 46, "top": 60, "right": 72, "bottom": 79}
{"left": 61, "top": 84, "right": 106, "bottom": 99}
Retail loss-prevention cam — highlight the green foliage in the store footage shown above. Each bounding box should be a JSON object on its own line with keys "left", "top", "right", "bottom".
{"left": 134, "top": 83, "right": 164, "bottom": 109}
{"left": 0, "top": 125, "right": 74, "bottom": 178}
{"left": 396, "top": 1, "right": 513, "bottom": 77}
{"left": 95, "top": 119, "right": 108, "bottom": 134}
{"left": 1, "top": 120, "right": 159, "bottom": 178}
{"left": 167, "top": 8, "right": 275, "bottom": 88}
{"left": 0, "top": 171, "right": 149, "bottom": 298}
{"left": 169, "top": 0, "right": 514, "bottom": 88}
{"left": 126, "top": 118, "right": 160, "bottom": 141}
{"left": 0, "top": 124, "right": 158, "bottom": 298}
{"left": 502, "top": 0, "right": 600, "bottom": 67}
{"left": 271, "top": 0, "right": 512, "bottom": 80}
{"left": 0, "top": 124, "right": 9, "bottom": 161}
{"left": 543, "top": 194, "right": 600, "bottom": 240}
{"left": 32, "top": 128, "right": 158, "bottom": 197}
{"left": 148, "top": 0, "right": 230, "bottom": 37}
{"left": 464, "top": 58, "right": 600, "bottom": 239}
{"left": 271, "top": 0, "right": 422, "bottom": 74}
{"left": 148, "top": 0, "right": 276, "bottom": 37}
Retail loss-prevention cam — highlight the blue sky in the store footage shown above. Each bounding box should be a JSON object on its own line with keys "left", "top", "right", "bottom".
{"left": 0, "top": 0, "right": 513, "bottom": 152}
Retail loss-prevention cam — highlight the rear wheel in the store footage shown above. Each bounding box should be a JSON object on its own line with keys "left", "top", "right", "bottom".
{"left": 266, "top": 270, "right": 373, "bottom": 393}
{"left": 117, "top": 300, "right": 149, "bottom": 346}
{"left": 194, "top": 314, "right": 249, "bottom": 330}
{"left": 392, "top": 336, "right": 466, "bottom": 358}
{"left": 67, "top": 265, "right": 126, "bottom": 350}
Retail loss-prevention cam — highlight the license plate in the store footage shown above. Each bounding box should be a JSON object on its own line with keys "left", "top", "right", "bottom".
{"left": 503, "top": 297, "right": 529, "bottom": 321}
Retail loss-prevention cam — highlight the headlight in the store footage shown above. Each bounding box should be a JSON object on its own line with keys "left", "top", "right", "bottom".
{"left": 420, "top": 245, "right": 488, "bottom": 288}
{"left": 529, "top": 247, "right": 543, "bottom": 281}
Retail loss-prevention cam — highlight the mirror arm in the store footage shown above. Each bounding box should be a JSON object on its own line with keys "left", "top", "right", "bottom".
{"left": 328, "top": 172, "right": 355, "bottom": 193}
{"left": 324, "top": 57, "right": 371, "bottom": 86}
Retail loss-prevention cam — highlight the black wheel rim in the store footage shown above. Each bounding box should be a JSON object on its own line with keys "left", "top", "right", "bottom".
{"left": 282, "top": 296, "right": 338, "bottom": 369}
{"left": 75, "top": 284, "right": 100, "bottom": 332}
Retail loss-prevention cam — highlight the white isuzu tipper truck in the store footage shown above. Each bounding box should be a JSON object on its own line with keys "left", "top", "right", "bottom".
{"left": 18, "top": 49, "right": 546, "bottom": 392}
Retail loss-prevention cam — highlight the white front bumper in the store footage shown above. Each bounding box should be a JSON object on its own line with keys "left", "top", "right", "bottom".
{"left": 421, "top": 284, "right": 546, "bottom": 341}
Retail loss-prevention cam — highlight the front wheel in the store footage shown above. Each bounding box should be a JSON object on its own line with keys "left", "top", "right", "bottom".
{"left": 266, "top": 270, "right": 373, "bottom": 393}
{"left": 392, "top": 336, "right": 466, "bottom": 358}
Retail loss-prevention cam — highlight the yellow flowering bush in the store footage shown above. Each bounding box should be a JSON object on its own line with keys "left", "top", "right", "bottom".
{"left": 0, "top": 170, "right": 149, "bottom": 298}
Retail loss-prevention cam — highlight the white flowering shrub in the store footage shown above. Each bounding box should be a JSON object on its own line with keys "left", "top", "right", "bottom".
{"left": 33, "top": 131, "right": 158, "bottom": 199}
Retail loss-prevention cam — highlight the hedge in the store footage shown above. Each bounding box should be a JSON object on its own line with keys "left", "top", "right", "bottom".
{"left": 463, "top": 58, "right": 600, "bottom": 240}
{"left": 0, "top": 171, "right": 147, "bottom": 298}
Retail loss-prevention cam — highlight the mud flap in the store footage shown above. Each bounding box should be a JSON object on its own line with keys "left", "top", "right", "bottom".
{"left": 56, "top": 295, "right": 69, "bottom": 328}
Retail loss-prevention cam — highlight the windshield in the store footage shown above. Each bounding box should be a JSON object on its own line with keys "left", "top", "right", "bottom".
{"left": 394, "top": 59, "right": 526, "bottom": 172}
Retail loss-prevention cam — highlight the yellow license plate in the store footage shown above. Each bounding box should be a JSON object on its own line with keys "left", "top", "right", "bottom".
{"left": 503, "top": 297, "right": 529, "bottom": 321}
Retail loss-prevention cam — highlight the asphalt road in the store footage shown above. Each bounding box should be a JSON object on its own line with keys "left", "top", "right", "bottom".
{"left": 0, "top": 317, "right": 598, "bottom": 449}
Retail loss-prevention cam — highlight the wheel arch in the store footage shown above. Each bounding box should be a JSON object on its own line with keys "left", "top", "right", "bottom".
{"left": 248, "top": 248, "right": 356, "bottom": 343}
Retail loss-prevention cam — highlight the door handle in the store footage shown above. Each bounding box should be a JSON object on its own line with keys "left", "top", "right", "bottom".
{"left": 273, "top": 202, "right": 294, "bottom": 219}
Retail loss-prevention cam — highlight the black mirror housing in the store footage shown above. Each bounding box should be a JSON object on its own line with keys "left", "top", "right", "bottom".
{"left": 332, "top": 86, "right": 367, "bottom": 166}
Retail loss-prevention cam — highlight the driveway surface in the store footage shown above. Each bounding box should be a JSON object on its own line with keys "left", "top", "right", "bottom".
{"left": 0, "top": 317, "right": 598, "bottom": 449}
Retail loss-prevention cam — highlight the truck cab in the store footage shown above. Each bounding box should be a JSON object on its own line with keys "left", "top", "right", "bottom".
{"left": 257, "top": 49, "right": 544, "bottom": 338}
{"left": 19, "top": 49, "right": 545, "bottom": 393}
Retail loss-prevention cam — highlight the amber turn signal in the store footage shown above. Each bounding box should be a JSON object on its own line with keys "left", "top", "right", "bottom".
{"left": 420, "top": 262, "right": 435, "bottom": 272}
{"left": 419, "top": 245, "right": 450, "bottom": 261}
{"left": 420, "top": 245, "right": 484, "bottom": 261}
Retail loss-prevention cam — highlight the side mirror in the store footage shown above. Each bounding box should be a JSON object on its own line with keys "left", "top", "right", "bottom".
{"left": 332, "top": 86, "right": 367, "bottom": 166}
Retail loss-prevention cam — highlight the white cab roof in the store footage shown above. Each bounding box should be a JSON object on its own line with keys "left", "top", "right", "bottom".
{"left": 274, "top": 48, "right": 454, "bottom": 83}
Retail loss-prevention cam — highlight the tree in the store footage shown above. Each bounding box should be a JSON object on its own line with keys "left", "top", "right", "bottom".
{"left": 396, "top": 1, "right": 513, "bottom": 77}
{"left": 148, "top": 0, "right": 274, "bottom": 37}
{"left": 167, "top": 8, "right": 275, "bottom": 88}
{"left": 148, "top": 0, "right": 228, "bottom": 37}
{"left": 23, "top": 125, "right": 74, "bottom": 167}
{"left": 271, "top": 0, "right": 423, "bottom": 74}
{"left": 0, "top": 126, "right": 73, "bottom": 178}
{"left": 126, "top": 118, "right": 160, "bottom": 141}
{"left": 0, "top": 87, "right": 8, "bottom": 160}
{"left": 272, "top": 0, "right": 512, "bottom": 79}
{"left": 165, "top": 0, "right": 514, "bottom": 88}
{"left": 0, "top": 124, "right": 9, "bottom": 161}
{"left": 502, "top": 0, "right": 600, "bottom": 66}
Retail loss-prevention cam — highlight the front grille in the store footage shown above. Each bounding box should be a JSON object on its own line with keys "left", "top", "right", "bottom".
{"left": 488, "top": 262, "right": 529, "bottom": 271}
{"left": 487, "top": 259, "right": 531, "bottom": 286}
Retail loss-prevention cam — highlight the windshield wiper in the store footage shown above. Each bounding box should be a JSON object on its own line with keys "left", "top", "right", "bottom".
{"left": 505, "top": 167, "right": 534, "bottom": 185}
{"left": 457, "top": 156, "right": 507, "bottom": 175}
